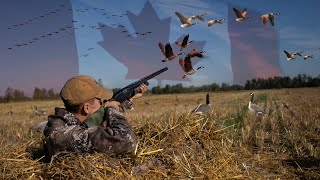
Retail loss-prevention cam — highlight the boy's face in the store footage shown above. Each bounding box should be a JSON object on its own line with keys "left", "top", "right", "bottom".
{"left": 83, "top": 98, "right": 103, "bottom": 118}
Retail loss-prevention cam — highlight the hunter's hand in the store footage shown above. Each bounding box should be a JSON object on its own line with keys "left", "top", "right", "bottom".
{"left": 130, "top": 83, "right": 148, "bottom": 101}
{"left": 104, "top": 100, "right": 121, "bottom": 111}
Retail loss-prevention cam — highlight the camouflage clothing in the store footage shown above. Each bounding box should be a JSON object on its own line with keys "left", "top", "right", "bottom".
{"left": 43, "top": 107, "right": 136, "bottom": 159}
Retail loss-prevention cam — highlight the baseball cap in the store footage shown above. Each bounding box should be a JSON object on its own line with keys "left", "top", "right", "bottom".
{"left": 60, "top": 75, "right": 113, "bottom": 105}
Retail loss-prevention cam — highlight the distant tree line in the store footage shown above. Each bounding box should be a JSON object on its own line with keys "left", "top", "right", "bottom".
{"left": 244, "top": 74, "right": 320, "bottom": 90}
{"left": 0, "top": 87, "right": 59, "bottom": 103}
{"left": 1, "top": 74, "right": 319, "bottom": 102}
{"left": 149, "top": 74, "right": 320, "bottom": 94}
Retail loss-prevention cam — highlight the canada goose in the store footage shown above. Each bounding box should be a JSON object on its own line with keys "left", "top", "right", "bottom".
{"left": 284, "top": 50, "right": 303, "bottom": 61}
{"left": 159, "top": 42, "right": 184, "bottom": 62}
{"left": 303, "top": 55, "right": 314, "bottom": 60}
{"left": 175, "top": 95, "right": 180, "bottom": 102}
{"left": 207, "top": 19, "right": 225, "bottom": 27}
{"left": 190, "top": 13, "right": 208, "bottom": 22}
{"left": 34, "top": 105, "right": 47, "bottom": 116}
{"left": 175, "top": 12, "right": 199, "bottom": 28}
{"left": 179, "top": 55, "right": 205, "bottom": 79}
{"left": 188, "top": 49, "right": 205, "bottom": 58}
{"left": 175, "top": 34, "right": 194, "bottom": 51}
{"left": 192, "top": 93, "right": 212, "bottom": 115}
{"left": 233, "top": 8, "right": 252, "bottom": 22}
{"left": 5, "top": 111, "right": 13, "bottom": 115}
{"left": 261, "top": 12, "right": 280, "bottom": 26}
{"left": 248, "top": 92, "right": 264, "bottom": 116}
{"left": 32, "top": 120, "right": 48, "bottom": 132}
{"left": 144, "top": 100, "right": 151, "bottom": 105}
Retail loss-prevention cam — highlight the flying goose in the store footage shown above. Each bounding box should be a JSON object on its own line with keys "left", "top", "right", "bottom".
{"left": 303, "top": 55, "right": 314, "bottom": 60}
{"left": 190, "top": 13, "right": 208, "bottom": 22}
{"left": 34, "top": 105, "right": 47, "bottom": 116}
{"left": 207, "top": 19, "right": 225, "bottom": 27}
{"left": 179, "top": 55, "right": 205, "bottom": 79}
{"left": 233, "top": 8, "right": 252, "bottom": 22}
{"left": 192, "top": 93, "right": 212, "bottom": 115}
{"left": 188, "top": 49, "right": 205, "bottom": 58}
{"left": 175, "top": 12, "right": 199, "bottom": 28}
{"left": 159, "top": 42, "right": 184, "bottom": 62}
{"left": 175, "top": 34, "right": 194, "bottom": 51}
{"left": 284, "top": 50, "right": 302, "bottom": 61}
{"left": 248, "top": 92, "right": 264, "bottom": 116}
{"left": 261, "top": 12, "right": 280, "bottom": 26}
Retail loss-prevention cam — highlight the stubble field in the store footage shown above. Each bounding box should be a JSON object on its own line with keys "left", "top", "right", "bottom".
{"left": 0, "top": 88, "right": 319, "bottom": 179}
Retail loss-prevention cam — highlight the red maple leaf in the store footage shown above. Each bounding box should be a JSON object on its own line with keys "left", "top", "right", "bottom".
{"left": 98, "top": 1, "right": 206, "bottom": 84}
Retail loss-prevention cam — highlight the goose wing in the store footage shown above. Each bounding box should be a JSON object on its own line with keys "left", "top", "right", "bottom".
{"left": 179, "top": 58, "right": 186, "bottom": 72}
{"left": 284, "top": 50, "right": 291, "bottom": 58}
{"left": 194, "top": 52, "right": 204, "bottom": 58}
{"left": 175, "top": 11, "right": 188, "bottom": 24}
{"left": 158, "top": 42, "right": 166, "bottom": 56}
{"left": 197, "top": 104, "right": 212, "bottom": 113}
{"left": 184, "top": 55, "right": 194, "bottom": 72}
{"left": 195, "top": 14, "right": 206, "bottom": 22}
{"left": 249, "top": 103, "right": 264, "bottom": 114}
{"left": 182, "top": 34, "right": 189, "bottom": 46}
{"left": 268, "top": 14, "right": 275, "bottom": 26}
{"left": 241, "top": 8, "right": 248, "bottom": 17}
{"left": 165, "top": 43, "right": 175, "bottom": 58}
{"left": 188, "top": 49, "right": 197, "bottom": 57}
{"left": 233, "top": 8, "right": 243, "bottom": 18}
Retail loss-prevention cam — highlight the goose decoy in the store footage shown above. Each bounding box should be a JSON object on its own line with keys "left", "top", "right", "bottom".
{"left": 303, "top": 55, "right": 314, "bottom": 60}
{"left": 159, "top": 42, "right": 184, "bottom": 62}
{"left": 144, "top": 100, "right": 151, "bottom": 105}
{"left": 188, "top": 49, "right": 205, "bottom": 58}
{"left": 5, "top": 111, "right": 13, "bottom": 115}
{"left": 284, "top": 50, "right": 302, "bottom": 61}
{"left": 175, "top": 95, "right": 180, "bottom": 102}
{"left": 34, "top": 105, "right": 47, "bottom": 116}
{"left": 179, "top": 55, "right": 205, "bottom": 79}
{"left": 175, "top": 12, "right": 199, "bottom": 28}
{"left": 233, "top": 8, "right": 252, "bottom": 22}
{"left": 261, "top": 12, "right": 280, "bottom": 26}
{"left": 192, "top": 93, "right": 212, "bottom": 115}
{"left": 32, "top": 120, "right": 48, "bottom": 132}
{"left": 175, "top": 34, "right": 194, "bottom": 51}
{"left": 248, "top": 92, "right": 264, "bottom": 116}
{"left": 207, "top": 19, "right": 225, "bottom": 27}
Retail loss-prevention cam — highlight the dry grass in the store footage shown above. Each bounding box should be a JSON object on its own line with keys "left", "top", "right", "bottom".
{"left": 1, "top": 88, "right": 320, "bottom": 179}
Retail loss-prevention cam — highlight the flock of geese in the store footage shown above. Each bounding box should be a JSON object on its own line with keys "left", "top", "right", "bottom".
{"left": 158, "top": 34, "right": 205, "bottom": 79}
{"left": 284, "top": 50, "right": 318, "bottom": 61}
{"left": 166, "top": 8, "right": 285, "bottom": 80}
{"left": 6, "top": 4, "right": 135, "bottom": 52}
{"left": 174, "top": 8, "right": 280, "bottom": 28}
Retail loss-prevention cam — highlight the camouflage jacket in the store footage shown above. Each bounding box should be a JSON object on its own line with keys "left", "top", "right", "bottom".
{"left": 43, "top": 107, "right": 136, "bottom": 158}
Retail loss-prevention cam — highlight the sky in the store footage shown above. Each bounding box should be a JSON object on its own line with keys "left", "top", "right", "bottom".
{"left": 1, "top": 0, "right": 320, "bottom": 96}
